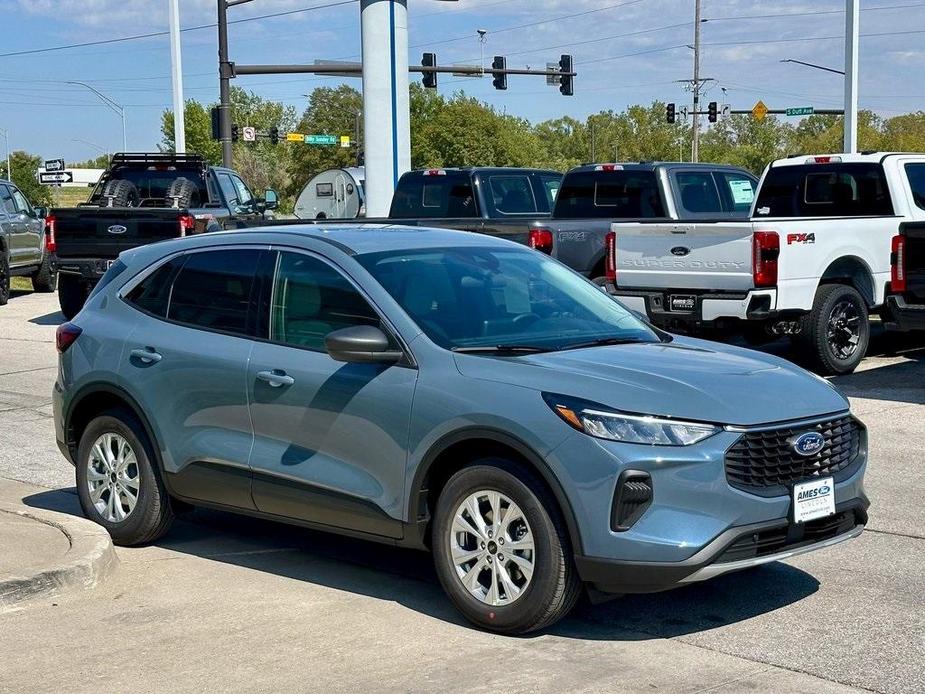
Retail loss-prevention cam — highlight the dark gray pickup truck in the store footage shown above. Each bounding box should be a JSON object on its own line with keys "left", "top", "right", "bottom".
{"left": 50, "top": 153, "right": 277, "bottom": 319}
{"left": 886, "top": 222, "right": 925, "bottom": 331}
{"left": 0, "top": 179, "right": 54, "bottom": 306}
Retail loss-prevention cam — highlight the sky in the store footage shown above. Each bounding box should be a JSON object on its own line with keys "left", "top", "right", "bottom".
{"left": 0, "top": 0, "right": 923, "bottom": 164}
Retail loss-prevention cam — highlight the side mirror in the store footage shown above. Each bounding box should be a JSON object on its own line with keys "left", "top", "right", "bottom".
{"left": 263, "top": 189, "right": 279, "bottom": 210}
{"left": 325, "top": 326, "right": 403, "bottom": 364}
{"left": 34, "top": 206, "right": 47, "bottom": 219}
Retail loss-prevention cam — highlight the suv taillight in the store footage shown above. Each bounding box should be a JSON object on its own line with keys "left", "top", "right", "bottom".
{"left": 56, "top": 322, "right": 82, "bottom": 353}
{"left": 892, "top": 234, "right": 907, "bottom": 293}
{"left": 45, "top": 215, "right": 57, "bottom": 253}
{"left": 529, "top": 228, "right": 554, "bottom": 255}
{"left": 605, "top": 231, "right": 617, "bottom": 282}
{"left": 179, "top": 214, "right": 196, "bottom": 235}
{"left": 753, "top": 231, "right": 780, "bottom": 288}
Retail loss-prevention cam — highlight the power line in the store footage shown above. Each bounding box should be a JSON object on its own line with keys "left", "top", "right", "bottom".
{"left": 0, "top": 0, "right": 358, "bottom": 59}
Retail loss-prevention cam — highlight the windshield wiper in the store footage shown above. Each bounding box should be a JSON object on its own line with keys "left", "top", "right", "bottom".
{"left": 558, "top": 336, "right": 651, "bottom": 351}
{"left": 452, "top": 344, "right": 554, "bottom": 355}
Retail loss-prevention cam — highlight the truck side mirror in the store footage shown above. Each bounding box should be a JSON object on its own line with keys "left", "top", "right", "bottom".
{"left": 263, "top": 189, "right": 279, "bottom": 210}
{"left": 33, "top": 206, "right": 47, "bottom": 220}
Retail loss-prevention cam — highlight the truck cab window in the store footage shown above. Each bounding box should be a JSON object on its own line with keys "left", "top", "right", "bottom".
{"left": 756, "top": 163, "right": 893, "bottom": 217}
{"left": 490, "top": 176, "right": 537, "bottom": 215}
{"left": 675, "top": 172, "right": 722, "bottom": 214}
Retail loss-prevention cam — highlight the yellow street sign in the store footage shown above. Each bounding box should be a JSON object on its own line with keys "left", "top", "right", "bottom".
{"left": 340, "top": 136, "right": 351, "bottom": 148}
{"left": 752, "top": 100, "right": 769, "bottom": 121}
{"left": 287, "top": 133, "right": 305, "bottom": 142}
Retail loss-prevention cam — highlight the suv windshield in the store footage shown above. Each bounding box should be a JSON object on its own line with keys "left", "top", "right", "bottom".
{"left": 357, "top": 247, "right": 660, "bottom": 351}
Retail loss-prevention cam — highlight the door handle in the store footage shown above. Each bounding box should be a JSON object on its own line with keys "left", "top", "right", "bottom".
{"left": 130, "top": 348, "right": 163, "bottom": 364}
{"left": 256, "top": 370, "right": 295, "bottom": 388}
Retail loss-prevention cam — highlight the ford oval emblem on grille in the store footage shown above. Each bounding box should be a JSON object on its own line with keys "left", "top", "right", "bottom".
{"left": 792, "top": 432, "right": 825, "bottom": 457}
{"left": 670, "top": 246, "right": 691, "bottom": 257}
{"left": 107, "top": 224, "right": 127, "bottom": 235}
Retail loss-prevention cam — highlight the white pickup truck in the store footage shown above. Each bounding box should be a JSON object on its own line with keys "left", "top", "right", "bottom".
{"left": 607, "top": 153, "right": 925, "bottom": 374}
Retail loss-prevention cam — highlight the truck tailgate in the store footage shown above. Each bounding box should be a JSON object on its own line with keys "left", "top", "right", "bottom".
{"left": 612, "top": 221, "right": 756, "bottom": 291}
{"left": 51, "top": 208, "right": 184, "bottom": 259}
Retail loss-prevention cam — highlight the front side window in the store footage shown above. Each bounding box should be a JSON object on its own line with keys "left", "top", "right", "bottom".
{"left": 540, "top": 175, "right": 562, "bottom": 212}
{"left": 756, "top": 163, "right": 893, "bottom": 217}
{"left": 167, "top": 250, "right": 260, "bottom": 335}
{"left": 230, "top": 175, "right": 254, "bottom": 207}
{"left": 489, "top": 175, "right": 537, "bottom": 215}
{"left": 358, "top": 247, "right": 659, "bottom": 351}
{"left": 10, "top": 187, "right": 34, "bottom": 216}
{"left": 217, "top": 174, "right": 240, "bottom": 207}
{"left": 904, "top": 163, "right": 925, "bottom": 211}
{"left": 717, "top": 172, "right": 757, "bottom": 214}
{"left": 269, "top": 252, "right": 380, "bottom": 351}
{"left": 0, "top": 185, "right": 16, "bottom": 216}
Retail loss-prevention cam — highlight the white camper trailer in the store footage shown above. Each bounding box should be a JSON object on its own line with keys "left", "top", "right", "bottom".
{"left": 294, "top": 167, "right": 366, "bottom": 220}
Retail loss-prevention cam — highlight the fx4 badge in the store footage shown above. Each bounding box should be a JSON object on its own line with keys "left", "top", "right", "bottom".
{"left": 787, "top": 233, "right": 816, "bottom": 245}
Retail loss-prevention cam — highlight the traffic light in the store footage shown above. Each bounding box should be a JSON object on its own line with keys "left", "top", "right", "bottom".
{"left": 269, "top": 126, "right": 279, "bottom": 144}
{"left": 210, "top": 106, "right": 221, "bottom": 141}
{"left": 422, "top": 52, "right": 438, "bottom": 89}
{"left": 666, "top": 103, "right": 676, "bottom": 124}
{"left": 231, "top": 124, "right": 239, "bottom": 143}
{"left": 492, "top": 56, "right": 507, "bottom": 91}
{"left": 708, "top": 101, "right": 718, "bottom": 123}
{"left": 559, "top": 54, "right": 574, "bottom": 96}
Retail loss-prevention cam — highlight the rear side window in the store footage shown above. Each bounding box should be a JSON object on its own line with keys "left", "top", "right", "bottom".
{"left": 167, "top": 250, "right": 260, "bottom": 335}
{"left": 125, "top": 258, "right": 184, "bottom": 318}
{"left": 389, "top": 174, "right": 477, "bottom": 218}
{"left": 489, "top": 175, "right": 537, "bottom": 215}
{"left": 554, "top": 171, "right": 665, "bottom": 219}
{"left": 905, "top": 164, "right": 925, "bottom": 211}
{"left": 756, "top": 163, "right": 893, "bottom": 217}
{"left": 676, "top": 172, "right": 722, "bottom": 214}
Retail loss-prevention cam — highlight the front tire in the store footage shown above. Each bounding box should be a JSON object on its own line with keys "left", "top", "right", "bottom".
{"left": 797, "top": 284, "right": 869, "bottom": 375}
{"left": 432, "top": 459, "right": 581, "bottom": 635}
{"left": 58, "top": 274, "right": 89, "bottom": 319}
{"left": 31, "top": 254, "right": 57, "bottom": 293}
{"left": 75, "top": 409, "right": 174, "bottom": 546}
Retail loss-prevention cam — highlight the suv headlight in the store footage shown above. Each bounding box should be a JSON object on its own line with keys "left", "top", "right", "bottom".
{"left": 544, "top": 393, "right": 720, "bottom": 446}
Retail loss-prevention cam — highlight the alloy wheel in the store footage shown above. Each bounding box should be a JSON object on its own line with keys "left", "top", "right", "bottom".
{"left": 826, "top": 299, "right": 862, "bottom": 361}
{"left": 448, "top": 490, "right": 536, "bottom": 607}
{"left": 86, "top": 432, "right": 140, "bottom": 523}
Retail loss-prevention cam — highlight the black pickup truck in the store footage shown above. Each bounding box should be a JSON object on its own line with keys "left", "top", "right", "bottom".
{"left": 50, "top": 153, "right": 278, "bottom": 319}
{"left": 886, "top": 223, "right": 925, "bottom": 331}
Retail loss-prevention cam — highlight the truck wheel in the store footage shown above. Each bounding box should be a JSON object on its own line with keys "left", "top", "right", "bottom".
{"left": 31, "top": 254, "right": 57, "bottom": 293}
{"left": 58, "top": 274, "right": 89, "bottom": 320}
{"left": 0, "top": 252, "right": 9, "bottom": 306}
{"left": 164, "top": 177, "right": 201, "bottom": 208}
{"left": 101, "top": 179, "right": 140, "bottom": 208}
{"left": 432, "top": 458, "right": 582, "bottom": 635}
{"left": 797, "top": 284, "right": 870, "bottom": 375}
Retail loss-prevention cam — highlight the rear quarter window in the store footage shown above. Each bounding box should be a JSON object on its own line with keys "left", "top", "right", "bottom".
{"left": 756, "top": 163, "right": 893, "bottom": 217}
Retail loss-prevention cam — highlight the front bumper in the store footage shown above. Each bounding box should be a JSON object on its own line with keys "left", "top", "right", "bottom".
{"left": 576, "top": 500, "right": 868, "bottom": 594}
{"left": 613, "top": 287, "right": 779, "bottom": 330}
{"left": 884, "top": 295, "right": 925, "bottom": 332}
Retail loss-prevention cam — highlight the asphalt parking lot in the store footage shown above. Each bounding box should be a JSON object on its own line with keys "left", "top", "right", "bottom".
{"left": 1, "top": 288, "right": 923, "bottom": 694}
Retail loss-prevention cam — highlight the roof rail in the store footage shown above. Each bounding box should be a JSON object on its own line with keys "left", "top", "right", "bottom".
{"left": 110, "top": 152, "right": 206, "bottom": 166}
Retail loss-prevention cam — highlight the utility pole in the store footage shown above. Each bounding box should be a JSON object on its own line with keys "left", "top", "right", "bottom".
{"left": 844, "top": 0, "right": 860, "bottom": 153}
{"left": 691, "top": 0, "right": 702, "bottom": 163}
{"left": 169, "top": 0, "right": 186, "bottom": 153}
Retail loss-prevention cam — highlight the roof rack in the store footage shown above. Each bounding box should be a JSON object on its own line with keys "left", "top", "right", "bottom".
{"left": 109, "top": 152, "right": 206, "bottom": 166}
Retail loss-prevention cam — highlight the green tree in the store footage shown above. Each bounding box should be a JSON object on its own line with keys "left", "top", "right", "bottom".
{"left": 790, "top": 110, "right": 883, "bottom": 155}
{"left": 700, "top": 115, "right": 794, "bottom": 174}
{"left": 72, "top": 154, "right": 111, "bottom": 169}
{"left": 160, "top": 99, "right": 221, "bottom": 164}
{"left": 3, "top": 151, "right": 53, "bottom": 206}
{"left": 879, "top": 112, "right": 925, "bottom": 152}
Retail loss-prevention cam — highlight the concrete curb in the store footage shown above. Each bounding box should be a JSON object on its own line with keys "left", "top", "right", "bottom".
{"left": 0, "top": 502, "right": 118, "bottom": 610}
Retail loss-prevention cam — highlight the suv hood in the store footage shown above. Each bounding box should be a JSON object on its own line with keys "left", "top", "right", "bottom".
{"left": 454, "top": 337, "right": 848, "bottom": 427}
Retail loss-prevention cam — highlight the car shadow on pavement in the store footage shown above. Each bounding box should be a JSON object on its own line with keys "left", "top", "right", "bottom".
{"left": 22, "top": 488, "right": 821, "bottom": 640}
{"left": 28, "top": 310, "right": 65, "bottom": 326}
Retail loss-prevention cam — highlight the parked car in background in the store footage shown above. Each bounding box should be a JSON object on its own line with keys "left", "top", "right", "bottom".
{"left": 0, "top": 178, "right": 55, "bottom": 305}
{"left": 886, "top": 220, "right": 925, "bottom": 332}
{"left": 54, "top": 225, "right": 869, "bottom": 635}
{"left": 49, "top": 152, "right": 278, "bottom": 319}
{"left": 540, "top": 162, "right": 759, "bottom": 285}
{"left": 607, "top": 153, "right": 925, "bottom": 374}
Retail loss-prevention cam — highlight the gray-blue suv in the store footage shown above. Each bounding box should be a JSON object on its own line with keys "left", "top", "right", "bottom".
{"left": 53, "top": 226, "right": 869, "bottom": 634}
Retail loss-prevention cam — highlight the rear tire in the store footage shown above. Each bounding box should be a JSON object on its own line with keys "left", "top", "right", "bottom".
{"left": 432, "top": 458, "right": 582, "bottom": 635}
{"left": 0, "top": 252, "right": 9, "bottom": 306}
{"left": 75, "top": 409, "right": 174, "bottom": 546}
{"left": 101, "top": 179, "right": 140, "bottom": 208}
{"left": 796, "top": 284, "right": 869, "bottom": 375}
{"left": 31, "top": 254, "right": 57, "bottom": 293}
{"left": 58, "top": 274, "right": 89, "bottom": 320}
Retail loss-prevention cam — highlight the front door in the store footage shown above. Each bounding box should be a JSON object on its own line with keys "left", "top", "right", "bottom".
{"left": 247, "top": 250, "right": 417, "bottom": 539}
{"left": 9, "top": 185, "right": 43, "bottom": 264}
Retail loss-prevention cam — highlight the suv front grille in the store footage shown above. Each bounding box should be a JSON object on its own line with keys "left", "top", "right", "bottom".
{"left": 725, "top": 416, "right": 862, "bottom": 496}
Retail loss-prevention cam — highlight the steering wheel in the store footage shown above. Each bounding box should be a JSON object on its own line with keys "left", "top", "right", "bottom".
{"left": 512, "top": 312, "right": 542, "bottom": 328}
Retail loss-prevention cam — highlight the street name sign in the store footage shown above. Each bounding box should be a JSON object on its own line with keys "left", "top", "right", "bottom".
{"left": 786, "top": 106, "right": 815, "bottom": 117}
{"left": 306, "top": 135, "right": 338, "bottom": 146}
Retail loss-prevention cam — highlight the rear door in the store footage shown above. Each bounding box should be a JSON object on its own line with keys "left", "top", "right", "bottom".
{"left": 246, "top": 249, "right": 416, "bottom": 538}
{"left": 120, "top": 247, "right": 263, "bottom": 509}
